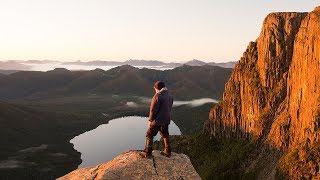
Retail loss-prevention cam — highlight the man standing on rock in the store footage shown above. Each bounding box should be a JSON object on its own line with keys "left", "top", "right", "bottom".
{"left": 144, "top": 81, "right": 173, "bottom": 158}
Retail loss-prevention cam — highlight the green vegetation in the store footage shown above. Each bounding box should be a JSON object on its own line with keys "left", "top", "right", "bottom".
{"left": 155, "top": 134, "right": 254, "bottom": 180}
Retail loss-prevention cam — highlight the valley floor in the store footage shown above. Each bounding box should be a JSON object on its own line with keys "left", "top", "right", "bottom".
{"left": 0, "top": 95, "right": 214, "bottom": 179}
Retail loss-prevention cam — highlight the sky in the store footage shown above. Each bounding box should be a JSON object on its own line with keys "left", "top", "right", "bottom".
{"left": 0, "top": 0, "right": 318, "bottom": 63}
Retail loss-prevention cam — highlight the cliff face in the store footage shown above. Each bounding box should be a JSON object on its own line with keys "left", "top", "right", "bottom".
{"left": 58, "top": 150, "right": 201, "bottom": 180}
{"left": 268, "top": 7, "right": 320, "bottom": 148}
{"left": 205, "top": 7, "right": 320, "bottom": 150}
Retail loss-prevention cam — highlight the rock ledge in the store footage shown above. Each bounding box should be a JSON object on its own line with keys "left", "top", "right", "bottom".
{"left": 58, "top": 150, "right": 201, "bottom": 180}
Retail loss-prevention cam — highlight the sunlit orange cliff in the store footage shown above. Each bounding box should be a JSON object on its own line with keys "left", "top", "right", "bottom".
{"left": 205, "top": 6, "right": 320, "bottom": 179}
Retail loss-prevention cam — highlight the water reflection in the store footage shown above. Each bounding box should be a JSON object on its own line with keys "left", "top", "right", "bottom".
{"left": 70, "top": 116, "right": 181, "bottom": 168}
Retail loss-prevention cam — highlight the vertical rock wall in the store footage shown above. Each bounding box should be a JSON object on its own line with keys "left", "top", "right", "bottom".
{"left": 205, "top": 8, "right": 320, "bottom": 150}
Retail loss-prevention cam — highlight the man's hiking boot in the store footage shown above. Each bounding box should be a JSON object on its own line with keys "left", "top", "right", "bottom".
{"left": 160, "top": 137, "right": 171, "bottom": 158}
{"left": 143, "top": 137, "right": 153, "bottom": 158}
{"left": 160, "top": 151, "right": 171, "bottom": 158}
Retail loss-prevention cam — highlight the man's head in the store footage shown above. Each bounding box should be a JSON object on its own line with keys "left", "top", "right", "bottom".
{"left": 153, "top": 81, "right": 165, "bottom": 93}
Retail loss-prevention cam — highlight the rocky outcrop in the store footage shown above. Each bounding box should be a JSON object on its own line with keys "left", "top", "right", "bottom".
{"left": 204, "top": 7, "right": 320, "bottom": 178}
{"left": 205, "top": 7, "right": 319, "bottom": 149}
{"left": 58, "top": 150, "right": 201, "bottom": 180}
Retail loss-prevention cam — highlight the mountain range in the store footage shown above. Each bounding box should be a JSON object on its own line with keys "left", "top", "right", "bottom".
{"left": 0, "top": 64, "right": 232, "bottom": 101}
{"left": 0, "top": 59, "right": 236, "bottom": 71}
{"left": 0, "top": 61, "right": 29, "bottom": 71}
{"left": 64, "top": 59, "right": 237, "bottom": 68}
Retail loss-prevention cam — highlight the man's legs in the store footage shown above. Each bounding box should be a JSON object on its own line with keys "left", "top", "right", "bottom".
{"left": 159, "top": 124, "right": 171, "bottom": 157}
{"left": 144, "top": 125, "right": 160, "bottom": 158}
{"left": 144, "top": 136, "right": 153, "bottom": 158}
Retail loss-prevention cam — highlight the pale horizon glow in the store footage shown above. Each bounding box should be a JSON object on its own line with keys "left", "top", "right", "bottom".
{"left": 0, "top": 0, "right": 318, "bottom": 63}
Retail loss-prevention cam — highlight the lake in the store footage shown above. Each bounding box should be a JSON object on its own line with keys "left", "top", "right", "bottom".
{"left": 70, "top": 116, "right": 181, "bottom": 168}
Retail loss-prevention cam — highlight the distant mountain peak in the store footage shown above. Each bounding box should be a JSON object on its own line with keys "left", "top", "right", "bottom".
{"left": 92, "top": 68, "right": 105, "bottom": 72}
{"left": 184, "top": 59, "right": 206, "bottom": 66}
{"left": 123, "top": 59, "right": 165, "bottom": 66}
{"left": 118, "top": 64, "right": 136, "bottom": 69}
{"left": 48, "top": 68, "right": 70, "bottom": 73}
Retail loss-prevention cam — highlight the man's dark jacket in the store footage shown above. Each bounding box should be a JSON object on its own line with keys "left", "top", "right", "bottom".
{"left": 149, "top": 89, "right": 173, "bottom": 126}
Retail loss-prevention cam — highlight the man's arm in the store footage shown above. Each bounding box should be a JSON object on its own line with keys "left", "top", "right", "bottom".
{"left": 149, "top": 95, "right": 161, "bottom": 122}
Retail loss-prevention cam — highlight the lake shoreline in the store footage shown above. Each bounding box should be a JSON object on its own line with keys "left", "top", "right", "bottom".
{"left": 71, "top": 116, "right": 181, "bottom": 168}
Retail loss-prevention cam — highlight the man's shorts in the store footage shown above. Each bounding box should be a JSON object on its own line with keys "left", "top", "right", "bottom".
{"left": 146, "top": 124, "right": 169, "bottom": 138}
